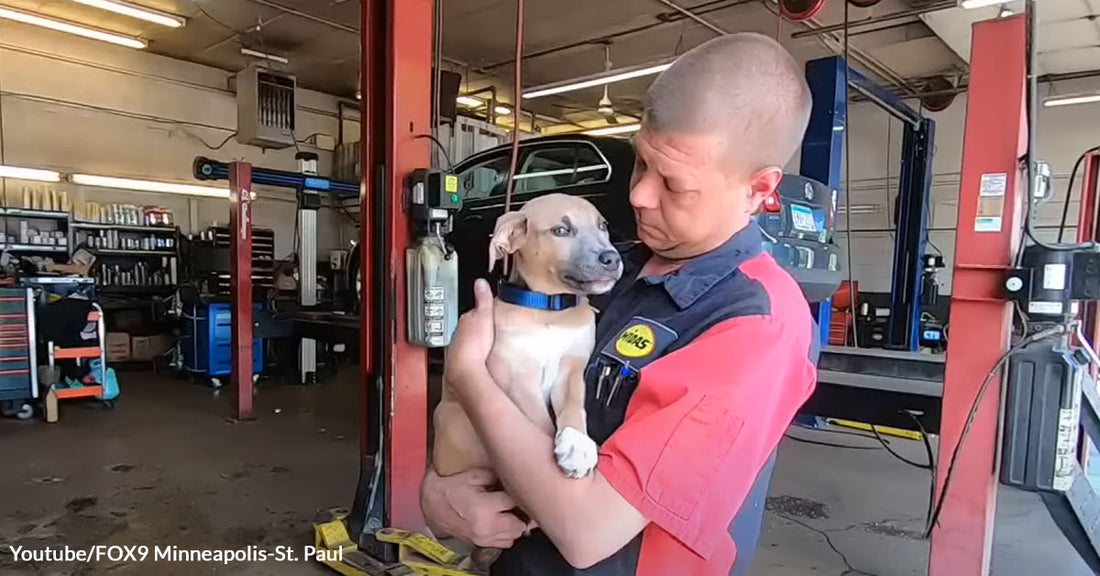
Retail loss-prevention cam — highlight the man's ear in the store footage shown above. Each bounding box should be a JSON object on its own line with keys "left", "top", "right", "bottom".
{"left": 488, "top": 211, "right": 527, "bottom": 272}
{"left": 746, "top": 167, "right": 784, "bottom": 214}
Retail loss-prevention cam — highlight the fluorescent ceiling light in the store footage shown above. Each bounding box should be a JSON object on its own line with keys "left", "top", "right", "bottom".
{"left": 69, "top": 0, "right": 185, "bottom": 28}
{"left": 524, "top": 60, "right": 673, "bottom": 99}
{"left": 0, "top": 6, "right": 147, "bottom": 49}
{"left": 0, "top": 165, "right": 61, "bottom": 182}
{"left": 1043, "top": 93, "right": 1100, "bottom": 108}
{"left": 72, "top": 174, "right": 228, "bottom": 198}
{"left": 583, "top": 124, "right": 642, "bottom": 136}
{"left": 456, "top": 95, "right": 484, "bottom": 108}
{"left": 959, "top": 0, "right": 1013, "bottom": 8}
{"left": 494, "top": 105, "right": 513, "bottom": 116}
{"left": 241, "top": 47, "right": 289, "bottom": 65}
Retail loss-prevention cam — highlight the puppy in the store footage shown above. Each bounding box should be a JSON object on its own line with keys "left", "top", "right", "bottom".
{"left": 433, "top": 192, "right": 623, "bottom": 487}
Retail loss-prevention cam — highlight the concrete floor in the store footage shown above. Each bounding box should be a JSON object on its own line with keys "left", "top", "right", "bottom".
{"left": 0, "top": 369, "right": 1093, "bottom": 576}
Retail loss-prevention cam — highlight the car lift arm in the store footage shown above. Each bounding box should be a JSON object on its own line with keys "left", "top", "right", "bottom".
{"left": 800, "top": 56, "right": 935, "bottom": 352}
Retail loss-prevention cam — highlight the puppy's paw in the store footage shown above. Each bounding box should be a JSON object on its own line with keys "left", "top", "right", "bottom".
{"left": 554, "top": 427, "right": 598, "bottom": 479}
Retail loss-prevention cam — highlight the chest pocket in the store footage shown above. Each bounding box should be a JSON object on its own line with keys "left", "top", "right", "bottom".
{"left": 586, "top": 317, "right": 679, "bottom": 443}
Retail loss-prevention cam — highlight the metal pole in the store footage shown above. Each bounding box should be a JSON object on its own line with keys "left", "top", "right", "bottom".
{"left": 928, "top": 14, "right": 1028, "bottom": 576}
{"left": 653, "top": 0, "right": 728, "bottom": 34}
{"left": 228, "top": 162, "right": 254, "bottom": 421}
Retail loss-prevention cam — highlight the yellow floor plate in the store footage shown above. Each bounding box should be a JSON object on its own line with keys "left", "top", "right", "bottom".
{"left": 827, "top": 418, "right": 925, "bottom": 441}
{"left": 312, "top": 510, "right": 480, "bottom": 576}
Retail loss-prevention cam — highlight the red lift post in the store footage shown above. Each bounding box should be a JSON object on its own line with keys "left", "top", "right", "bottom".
{"left": 359, "top": 0, "right": 432, "bottom": 532}
{"left": 229, "top": 162, "right": 254, "bottom": 421}
{"left": 929, "top": 14, "right": 1028, "bottom": 576}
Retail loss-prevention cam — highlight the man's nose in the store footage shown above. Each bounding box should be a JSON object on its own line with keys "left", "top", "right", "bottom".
{"left": 629, "top": 177, "right": 660, "bottom": 210}
{"left": 598, "top": 250, "right": 621, "bottom": 271}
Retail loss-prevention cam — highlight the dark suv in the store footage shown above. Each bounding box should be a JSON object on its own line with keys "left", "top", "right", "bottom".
{"left": 348, "top": 134, "right": 841, "bottom": 312}
{"left": 448, "top": 135, "right": 637, "bottom": 310}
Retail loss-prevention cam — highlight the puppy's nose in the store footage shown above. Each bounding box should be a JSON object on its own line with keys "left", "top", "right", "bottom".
{"left": 598, "top": 250, "right": 621, "bottom": 271}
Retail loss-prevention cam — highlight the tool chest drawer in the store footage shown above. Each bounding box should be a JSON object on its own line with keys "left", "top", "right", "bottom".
{"left": 0, "top": 288, "right": 35, "bottom": 403}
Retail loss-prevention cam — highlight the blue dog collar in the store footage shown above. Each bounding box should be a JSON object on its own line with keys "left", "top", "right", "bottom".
{"left": 497, "top": 282, "right": 579, "bottom": 311}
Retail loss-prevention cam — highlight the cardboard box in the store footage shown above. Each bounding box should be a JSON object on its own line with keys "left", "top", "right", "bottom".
{"left": 106, "top": 332, "right": 130, "bottom": 362}
{"left": 131, "top": 334, "right": 174, "bottom": 362}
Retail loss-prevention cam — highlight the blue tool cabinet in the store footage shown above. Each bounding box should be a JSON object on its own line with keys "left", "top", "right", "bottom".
{"left": 182, "top": 302, "right": 262, "bottom": 388}
{"left": 0, "top": 288, "right": 36, "bottom": 419}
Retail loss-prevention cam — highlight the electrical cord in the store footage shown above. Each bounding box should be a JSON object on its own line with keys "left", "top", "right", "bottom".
{"left": 900, "top": 410, "right": 937, "bottom": 527}
{"left": 1056, "top": 145, "right": 1100, "bottom": 242}
{"left": 194, "top": 131, "right": 237, "bottom": 151}
{"left": 503, "top": 0, "right": 525, "bottom": 216}
{"left": 923, "top": 323, "right": 1068, "bottom": 538}
{"left": 414, "top": 134, "right": 455, "bottom": 171}
{"left": 869, "top": 423, "right": 931, "bottom": 470}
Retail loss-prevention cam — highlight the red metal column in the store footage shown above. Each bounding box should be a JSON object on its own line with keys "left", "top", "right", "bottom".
{"left": 229, "top": 162, "right": 254, "bottom": 421}
{"left": 359, "top": 0, "right": 431, "bottom": 531}
{"left": 359, "top": 0, "right": 378, "bottom": 462}
{"left": 929, "top": 15, "right": 1027, "bottom": 576}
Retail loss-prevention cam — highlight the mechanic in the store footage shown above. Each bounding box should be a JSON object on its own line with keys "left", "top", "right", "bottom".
{"left": 422, "top": 32, "right": 818, "bottom": 576}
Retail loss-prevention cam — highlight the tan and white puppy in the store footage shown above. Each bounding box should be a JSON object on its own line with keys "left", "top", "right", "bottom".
{"left": 433, "top": 193, "right": 623, "bottom": 483}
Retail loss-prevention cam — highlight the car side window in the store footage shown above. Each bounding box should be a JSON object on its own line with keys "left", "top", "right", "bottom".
{"left": 459, "top": 155, "right": 512, "bottom": 201}
{"left": 515, "top": 144, "right": 611, "bottom": 195}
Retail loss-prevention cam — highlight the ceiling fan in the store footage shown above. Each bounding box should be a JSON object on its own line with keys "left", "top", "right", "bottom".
{"left": 597, "top": 45, "right": 619, "bottom": 124}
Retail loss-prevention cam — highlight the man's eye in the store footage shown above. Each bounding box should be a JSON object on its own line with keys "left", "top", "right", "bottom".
{"left": 552, "top": 225, "right": 571, "bottom": 237}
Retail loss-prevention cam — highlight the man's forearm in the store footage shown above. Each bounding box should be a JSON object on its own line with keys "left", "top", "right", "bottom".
{"left": 461, "top": 368, "right": 592, "bottom": 542}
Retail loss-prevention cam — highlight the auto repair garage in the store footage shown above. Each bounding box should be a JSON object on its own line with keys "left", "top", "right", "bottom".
{"left": 1, "top": 0, "right": 1100, "bottom": 574}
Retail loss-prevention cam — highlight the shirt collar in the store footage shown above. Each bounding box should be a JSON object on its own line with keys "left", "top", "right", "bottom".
{"left": 640, "top": 222, "right": 764, "bottom": 310}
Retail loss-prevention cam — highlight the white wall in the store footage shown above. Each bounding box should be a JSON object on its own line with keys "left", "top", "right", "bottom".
{"left": 820, "top": 75, "right": 1100, "bottom": 295}
{"left": 0, "top": 21, "right": 361, "bottom": 258}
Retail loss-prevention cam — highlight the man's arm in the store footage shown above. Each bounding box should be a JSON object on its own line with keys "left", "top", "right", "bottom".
{"left": 461, "top": 368, "right": 647, "bottom": 568}
{"left": 459, "top": 313, "right": 816, "bottom": 568}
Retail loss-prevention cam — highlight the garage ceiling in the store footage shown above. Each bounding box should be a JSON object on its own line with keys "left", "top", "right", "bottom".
{"left": 0, "top": 0, "right": 1096, "bottom": 130}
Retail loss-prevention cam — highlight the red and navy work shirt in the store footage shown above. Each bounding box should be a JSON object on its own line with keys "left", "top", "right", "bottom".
{"left": 492, "top": 222, "right": 819, "bottom": 576}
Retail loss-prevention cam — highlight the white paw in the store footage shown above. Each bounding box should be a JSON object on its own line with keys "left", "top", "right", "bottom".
{"left": 554, "top": 427, "right": 598, "bottom": 479}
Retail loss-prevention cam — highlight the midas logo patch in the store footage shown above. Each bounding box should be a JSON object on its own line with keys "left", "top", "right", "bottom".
{"left": 600, "top": 317, "right": 678, "bottom": 369}
{"left": 616, "top": 324, "right": 656, "bottom": 358}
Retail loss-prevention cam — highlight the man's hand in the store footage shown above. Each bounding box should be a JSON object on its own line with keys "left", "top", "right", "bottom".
{"left": 421, "top": 468, "right": 529, "bottom": 549}
{"left": 444, "top": 279, "right": 496, "bottom": 402}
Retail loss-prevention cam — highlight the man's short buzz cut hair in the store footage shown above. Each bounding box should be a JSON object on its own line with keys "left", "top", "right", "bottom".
{"left": 644, "top": 32, "right": 812, "bottom": 174}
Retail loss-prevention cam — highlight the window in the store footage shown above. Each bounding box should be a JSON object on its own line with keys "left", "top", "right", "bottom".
{"left": 458, "top": 155, "right": 511, "bottom": 201}
{"left": 456, "top": 143, "right": 612, "bottom": 201}
{"left": 515, "top": 145, "right": 611, "bottom": 195}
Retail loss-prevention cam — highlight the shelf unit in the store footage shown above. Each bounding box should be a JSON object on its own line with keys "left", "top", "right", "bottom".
{"left": 74, "top": 222, "right": 180, "bottom": 294}
{"left": 90, "top": 248, "right": 177, "bottom": 256}
{"left": 72, "top": 222, "right": 176, "bottom": 233}
{"left": 0, "top": 207, "right": 70, "bottom": 255}
{"left": 0, "top": 244, "right": 68, "bottom": 253}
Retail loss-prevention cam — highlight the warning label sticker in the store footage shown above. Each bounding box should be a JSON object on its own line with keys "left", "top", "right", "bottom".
{"left": 975, "top": 173, "right": 1008, "bottom": 232}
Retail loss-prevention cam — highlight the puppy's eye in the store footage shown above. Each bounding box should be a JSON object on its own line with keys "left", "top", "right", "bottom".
{"left": 551, "top": 225, "right": 571, "bottom": 237}
{"left": 598, "top": 220, "right": 608, "bottom": 232}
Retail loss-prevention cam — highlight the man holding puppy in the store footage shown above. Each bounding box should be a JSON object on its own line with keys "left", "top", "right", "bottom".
{"left": 421, "top": 32, "right": 818, "bottom": 575}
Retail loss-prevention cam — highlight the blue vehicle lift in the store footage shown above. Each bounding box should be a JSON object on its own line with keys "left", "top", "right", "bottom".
{"left": 800, "top": 56, "right": 936, "bottom": 351}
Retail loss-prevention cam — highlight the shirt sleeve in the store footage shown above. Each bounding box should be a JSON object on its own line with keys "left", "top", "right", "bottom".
{"left": 596, "top": 314, "right": 817, "bottom": 560}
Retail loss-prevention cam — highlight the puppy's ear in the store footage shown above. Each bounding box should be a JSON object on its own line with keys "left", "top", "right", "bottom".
{"left": 488, "top": 211, "right": 527, "bottom": 272}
